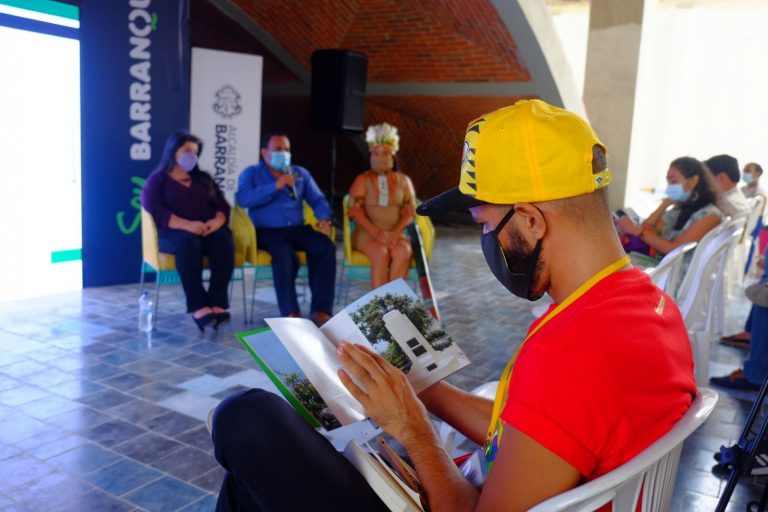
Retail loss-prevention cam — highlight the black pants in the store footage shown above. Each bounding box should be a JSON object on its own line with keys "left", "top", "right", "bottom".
{"left": 212, "top": 389, "right": 389, "bottom": 512}
{"left": 158, "top": 227, "right": 235, "bottom": 312}
{"left": 257, "top": 225, "right": 336, "bottom": 316}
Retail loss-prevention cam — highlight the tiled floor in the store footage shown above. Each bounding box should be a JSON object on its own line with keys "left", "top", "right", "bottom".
{"left": 0, "top": 223, "right": 765, "bottom": 511}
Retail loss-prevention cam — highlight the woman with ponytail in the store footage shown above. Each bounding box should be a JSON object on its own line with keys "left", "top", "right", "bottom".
{"left": 616, "top": 156, "right": 723, "bottom": 258}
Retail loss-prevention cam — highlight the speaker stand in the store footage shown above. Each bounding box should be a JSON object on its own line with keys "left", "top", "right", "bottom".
{"left": 330, "top": 131, "right": 337, "bottom": 210}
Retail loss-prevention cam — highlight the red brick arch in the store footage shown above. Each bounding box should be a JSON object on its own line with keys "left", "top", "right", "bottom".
{"left": 192, "top": 0, "right": 537, "bottom": 201}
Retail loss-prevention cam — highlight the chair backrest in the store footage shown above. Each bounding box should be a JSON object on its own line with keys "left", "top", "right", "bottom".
{"left": 414, "top": 208, "right": 435, "bottom": 262}
{"left": 677, "top": 223, "right": 742, "bottom": 331}
{"left": 141, "top": 208, "right": 161, "bottom": 270}
{"left": 745, "top": 196, "right": 766, "bottom": 240}
{"left": 529, "top": 388, "right": 718, "bottom": 512}
{"left": 646, "top": 242, "right": 696, "bottom": 296}
{"left": 303, "top": 201, "right": 336, "bottom": 240}
{"left": 230, "top": 205, "right": 258, "bottom": 265}
{"left": 342, "top": 194, "right": 435, "bottom": 264}
{"left": 676, "top": 218, "right": 728, "bottom": 300}
{"left": 342, "top": 194, "right": 355, "bottom": 264}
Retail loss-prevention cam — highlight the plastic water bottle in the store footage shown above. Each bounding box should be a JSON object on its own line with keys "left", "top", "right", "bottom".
{"left": 138, "top": 292, "right": 153, "bottom": 333}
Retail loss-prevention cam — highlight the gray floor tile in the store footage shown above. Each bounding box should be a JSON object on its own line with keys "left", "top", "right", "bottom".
{"left": 76, "top": 388, "right": 134, "bottom": 410}
{"left": 123, "top": 476, "right": 206, "bottom": 512}
{"left": 178, "top": 494, "right": 219, "bottom": 512}
{"left": 190, "top": 467, "right": 225, "bottom": 494}
{"left": 175, "top": 425, "right": 213, "bottom": 452}
{"left": 80, "top": 419, "right": 148, "bottom": 448}
{"left": 107, "top": 399, "right": 170, "bottom": 424}
{"left": 3, "top": 470, "right": 93, "bottom": 511}
{"left": 46, "top": 406, "right": 113, "bottom": 433}
{"left": 112, "top": 432, "right": 185, "bottom": 465}
{"left": 0, "top": 225, "right": 763, "bottom": 510}
{"left": 129, "top": 382, "right": 185, "bottom": 402}
{"left": 0, "top": 454, "right": 54, "bottom": 489}
{"left": 101, "top": 372, "right": 152, "bottom": 392}
{"left": 140, "top": 410, "right": 202, "bottom": 437}
{"left": 83, "top": 458, "right": 163, "bottom": 496}
{"left": 51, "top": 488, "right": 134, "bottom": 512}
{"left": 148, "top": 445, "right": 218, "bottom": 482}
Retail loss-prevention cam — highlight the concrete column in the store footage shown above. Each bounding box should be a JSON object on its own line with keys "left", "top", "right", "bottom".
{"left": 583, "top": 0, "right": 656, "bottom": 209}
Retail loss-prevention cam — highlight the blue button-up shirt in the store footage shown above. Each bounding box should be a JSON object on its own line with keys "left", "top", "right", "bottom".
{"left": 236, "top": 161, "right": 332, "bottom": 229}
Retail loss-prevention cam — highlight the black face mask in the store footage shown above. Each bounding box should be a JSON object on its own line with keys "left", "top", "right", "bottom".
{"left": 481, "top": 208, "right": 544, "bottom": 301}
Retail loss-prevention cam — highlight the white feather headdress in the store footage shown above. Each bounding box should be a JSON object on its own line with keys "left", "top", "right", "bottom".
{"left": 365, "top": 123, "right": 400, "bottom": 154}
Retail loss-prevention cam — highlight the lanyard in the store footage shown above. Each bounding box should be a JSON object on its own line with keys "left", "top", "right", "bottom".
{"left": 484, "top": 255, "right": 631, "bottom": 448}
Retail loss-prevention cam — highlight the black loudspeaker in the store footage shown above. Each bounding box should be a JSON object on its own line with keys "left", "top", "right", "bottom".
{"left": 310, "top": 50, "right": 367, "bottom": 132}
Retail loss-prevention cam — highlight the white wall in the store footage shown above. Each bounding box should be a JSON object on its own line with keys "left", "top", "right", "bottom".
{"left": 550, "top": 1, "right": 768, "bottom": 217}
{"left": 0, "top": 26, "right": 82, "bottom": 301}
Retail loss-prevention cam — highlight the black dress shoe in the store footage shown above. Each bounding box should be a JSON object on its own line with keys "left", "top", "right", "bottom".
{"left": 193, "top": 313, "right": 216, "bottom": 332}
{"left": 214, "top": 312, "right": 231, "bottom": 329}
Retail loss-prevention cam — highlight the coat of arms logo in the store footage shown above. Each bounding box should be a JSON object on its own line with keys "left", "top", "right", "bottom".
{"left": 213, "top": 85, "right": 242, "bottom": 118}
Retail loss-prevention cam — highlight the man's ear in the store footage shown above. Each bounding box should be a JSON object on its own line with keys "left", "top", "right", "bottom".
{"left": 260, "top": 148, "right": 269, "bottom": 161}
{"left": 513, "top": 203, "right": 547, "bottom": 241}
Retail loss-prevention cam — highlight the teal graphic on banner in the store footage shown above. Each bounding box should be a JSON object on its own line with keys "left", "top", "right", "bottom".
{"left": 80, "top": 0, "right": 190, "bottom": 286}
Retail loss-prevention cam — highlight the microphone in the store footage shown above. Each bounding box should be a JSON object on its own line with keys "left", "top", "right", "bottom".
{"left": 284, "top": 166, "right": 297, "bottom": 199}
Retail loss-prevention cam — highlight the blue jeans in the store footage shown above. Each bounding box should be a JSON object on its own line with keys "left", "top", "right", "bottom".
{"left": 257, "top": 225, "right": 336, "bottom": 316}
{"left": 158, "top": 227, "right": 234, "bottom": 312}
{"left": 212, "top": 389, "right": 388, "bottom": 511}
{"left": 744, "top": 305, "right": 768, "bottom": 385}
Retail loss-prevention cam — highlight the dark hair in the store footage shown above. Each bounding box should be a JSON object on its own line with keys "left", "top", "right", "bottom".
{"left": 705, "top": 154, "right": 740, "bottom": 183}
{"left": 154, "top": 131, "right": 203, "bottom": 174}
{"left": 261, "top": 132, "right": 289, "bottom": 149}
{"left": 670, "top": 156, "right": 718, "bottom": 231}
{"left": 747, "top": 162, "right": 764, "bottom": 176}
{"left": 153, "top": 131, "right": 226, "bottom": 204}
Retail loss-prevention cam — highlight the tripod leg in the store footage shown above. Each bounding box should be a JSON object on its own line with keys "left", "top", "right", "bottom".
{"left": 716, "top": 375, "right": 768, "bottom": 512}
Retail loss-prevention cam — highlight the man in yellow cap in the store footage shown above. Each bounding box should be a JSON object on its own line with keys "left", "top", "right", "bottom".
{"left": 211, "top": 100, "right": 697, "bottom": 511}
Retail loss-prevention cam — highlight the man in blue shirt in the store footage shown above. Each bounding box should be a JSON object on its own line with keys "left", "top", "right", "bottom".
{"left": 236, "top": 133, "right": 336, "bottom": 324}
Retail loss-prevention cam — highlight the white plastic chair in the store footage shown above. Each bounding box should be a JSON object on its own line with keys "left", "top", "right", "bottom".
{"left": 740, "top": 196, "right": 766, "bottom": 281}
{"left": 677, "top": 223, "right": 741, "bottom": 330}
{"left": 529, "top": 388, "right": 718, "bottom": 512}
{"left": 675, "top": 220, "right": 727, "bottom": 301}
{"left": 644, "top": 242, "right": 697, "bottom": 296}
{"left": 738, "top": 195, "right": 768, "bottom": 281}
{"left": 675, "top": 224, "right": 742, "bottom": 384}
{"left": 709, "top": 224, "right": 746, "bottom": 336}
{"left": 438, "top": 381, "right": 498, "bottom": 456}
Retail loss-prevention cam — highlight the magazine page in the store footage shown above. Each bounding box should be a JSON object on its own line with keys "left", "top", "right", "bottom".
{"left": 237, "top": 329, "right": 323, "bottom": 429}
{"left": 265, "top": 317, "right": 366, "bottom": 426}
{"left": 325, "top": 278, "right": 470, "bottom": 393}
{"left": 343, "top": 440, "right": 423, "bottom": 512}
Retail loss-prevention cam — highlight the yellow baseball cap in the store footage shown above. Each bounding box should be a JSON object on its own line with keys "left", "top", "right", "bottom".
{"left": 417, "top": 99, "right": 610, "bottom": 216}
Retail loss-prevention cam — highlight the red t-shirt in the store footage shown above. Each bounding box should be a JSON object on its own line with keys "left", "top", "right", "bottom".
{"left": 500, "top": 267, "right": 697, "bottom": 481}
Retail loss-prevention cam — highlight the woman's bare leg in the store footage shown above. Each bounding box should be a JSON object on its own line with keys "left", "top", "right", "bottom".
{"left": 360, "top": 240, "right": 392, "bottom": 288}
{"left": 389, "top": 238, "right": 413, "bottom": 282}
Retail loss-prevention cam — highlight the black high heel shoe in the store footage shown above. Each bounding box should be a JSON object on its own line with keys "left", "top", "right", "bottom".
{"left": 193, "top": 312, "right": 217, "bottom": 332}
{"left": 214, "top": 312, "right": 231, "bottom": 329}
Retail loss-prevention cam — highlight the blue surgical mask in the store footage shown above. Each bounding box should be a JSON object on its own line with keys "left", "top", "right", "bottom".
{"left": 177, "top": 152, "right": 197, "bottom": 173}
{"left": 480, "top": 208, "right": 544, "bottom": 301}
{"left": 744, "top": 172, "right": 755, "bottom": 185}
{"left": 665, "top": 183, "right": 689, "bottom": 202}
{"left": 269, "top": 151, "right": 291, "bottom": 170}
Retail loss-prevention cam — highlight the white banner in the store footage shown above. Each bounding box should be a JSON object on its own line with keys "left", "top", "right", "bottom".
{"left": 190, "top": 47, "right": 263, "bottom": 205}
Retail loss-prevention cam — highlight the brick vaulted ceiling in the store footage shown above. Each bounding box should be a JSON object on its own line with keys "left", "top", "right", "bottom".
{"left": 230, "top": 0, "right": 529, "bottom": 83}
{"left": 191, "top": 0, "right": 549, "bottom": 204}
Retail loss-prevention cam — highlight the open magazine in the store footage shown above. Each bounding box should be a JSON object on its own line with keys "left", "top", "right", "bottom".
{"left": 236, "top": 278, "right": 470, "bottom": 431}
